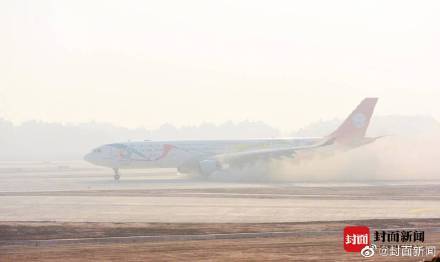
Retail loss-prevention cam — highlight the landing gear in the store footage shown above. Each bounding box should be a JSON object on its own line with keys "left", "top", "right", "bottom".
{"left": 113, "top": 168, "right": 120, "bottom": 181}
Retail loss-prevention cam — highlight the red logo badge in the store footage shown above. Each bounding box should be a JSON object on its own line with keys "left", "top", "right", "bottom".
{"left": 344, "top": 226, "right": 370, "bottom": 252}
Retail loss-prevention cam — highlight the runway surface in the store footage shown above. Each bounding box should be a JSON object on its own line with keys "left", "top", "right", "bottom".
{"left": 1, "top": 160, "right": 440, "bottom": 223}
{"left": 2, "top": 161, "right": 440, "bottom": 261}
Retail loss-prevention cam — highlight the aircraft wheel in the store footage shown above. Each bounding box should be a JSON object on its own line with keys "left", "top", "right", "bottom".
{"left": 113, "top": 168, "right": 120, "bottom": 181}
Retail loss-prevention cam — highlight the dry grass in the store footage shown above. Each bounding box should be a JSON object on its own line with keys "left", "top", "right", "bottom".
{"left": 1, "top": 219, "right": 439, "bottom": 261}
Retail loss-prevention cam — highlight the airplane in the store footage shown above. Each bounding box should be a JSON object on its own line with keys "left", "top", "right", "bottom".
{"left": 84, "top": 98, "right": 379, "bottom": 181}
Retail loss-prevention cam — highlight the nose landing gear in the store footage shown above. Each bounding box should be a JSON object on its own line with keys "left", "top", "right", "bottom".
{"left": 113, "top": 168, "right": 120, "bottom": 181}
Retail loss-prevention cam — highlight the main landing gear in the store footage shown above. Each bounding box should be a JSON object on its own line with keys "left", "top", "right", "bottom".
{"left": 113, "top": 168, "right": 120, "bottom": 181}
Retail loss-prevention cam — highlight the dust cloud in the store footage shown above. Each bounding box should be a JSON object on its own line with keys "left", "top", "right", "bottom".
{"left": 211, "top": 132, "right": 440, "bottom": 182}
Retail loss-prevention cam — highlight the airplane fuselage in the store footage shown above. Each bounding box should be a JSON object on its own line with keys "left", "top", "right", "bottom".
{"left": 84, "top": 138, "right": 320, "bottom": 170}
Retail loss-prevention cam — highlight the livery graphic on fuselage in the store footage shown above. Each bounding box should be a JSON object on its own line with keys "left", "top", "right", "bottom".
{"left": 109, "top": 143, "right": 175, "bottom": 162}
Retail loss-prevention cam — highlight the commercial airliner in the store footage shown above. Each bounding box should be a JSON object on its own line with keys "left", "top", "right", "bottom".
{"left": 84, "top": 98, "right": 379, "bottom": 180}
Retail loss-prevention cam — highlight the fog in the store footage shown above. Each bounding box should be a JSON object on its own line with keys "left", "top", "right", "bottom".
{"left": 2, "top": 1, "right": 440, "bottom": 131}
{"left": 2, "top": 2, "right": 440, "bottom": 259}
{"left": 2, "top": 0, "right": 440, "bottom": 183}
{"left": 273, "top": 116, "right": 440, "bottom": 182}
{"left": 0, "top": 119, "right": 279, "bottom": 160}
{"left": 1, "top": 113, "right": 439, "bottom": 181}
{"left": 206, "top": 132, "right": 440, "bottom": 182}
{"left": 209, "top": 116, "right": 440, "bottom": 182}
{"left": 271, "top": 132, "right": 440, "bottom": 182}
{"left": 1, "top": 114, "right": 438, "bottom": 162}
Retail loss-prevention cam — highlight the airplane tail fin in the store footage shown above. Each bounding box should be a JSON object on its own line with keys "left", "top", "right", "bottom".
{"left": 325, "top": 98, "right": 378, "bottom": 146}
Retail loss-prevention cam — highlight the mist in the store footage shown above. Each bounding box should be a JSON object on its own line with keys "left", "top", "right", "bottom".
{"left": 1, "top": 114, "right": 440, "bottom": 182}
{"left": 209, "top": 116, "right": 440, "bottom": 182}
{"left": 270, "top": 132, "right": 440, "bottom": 182}
{"left": 207, "top": 133, "right": 440, "bottom": 183}
{"left": 0, "top": 119, "right": 279, "bottom": 160}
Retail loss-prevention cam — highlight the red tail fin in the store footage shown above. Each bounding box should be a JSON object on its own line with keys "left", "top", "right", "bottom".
{"left": 326, "top": 98, "right": 378, "bottom": 145}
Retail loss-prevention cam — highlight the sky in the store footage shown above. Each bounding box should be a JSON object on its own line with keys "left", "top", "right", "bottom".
{"left": 1, "top": 0, "right": 439, "bottom": 133}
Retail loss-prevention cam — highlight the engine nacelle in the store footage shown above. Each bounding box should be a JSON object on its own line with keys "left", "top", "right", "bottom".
{"left": 198, "top": 159, "right": 220, "bottom": 176}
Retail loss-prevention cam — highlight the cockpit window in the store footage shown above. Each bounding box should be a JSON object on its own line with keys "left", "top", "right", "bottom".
{"left": 93, "top": 148, "right": 101, "bottom": 153}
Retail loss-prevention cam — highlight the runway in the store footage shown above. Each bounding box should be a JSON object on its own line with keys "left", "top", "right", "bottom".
{"left": 1, "top": 161, "right": 440, "bottom": 223}
{"left": 1, "top": 161, "right": 440, "bottom": 261}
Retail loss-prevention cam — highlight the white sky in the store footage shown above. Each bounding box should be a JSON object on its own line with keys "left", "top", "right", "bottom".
{"left": 1, "top": 0, "right": 439, "bottom": 132}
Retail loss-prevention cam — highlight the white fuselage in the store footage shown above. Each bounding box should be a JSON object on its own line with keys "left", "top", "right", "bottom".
{"left": 84, "top": 138, "right": 320, "bottom": 170}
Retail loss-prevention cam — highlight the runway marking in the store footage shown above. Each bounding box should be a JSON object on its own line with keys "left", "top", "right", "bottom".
{"left": 2, "top": 191, "right": 440, "bottom": 201}
{"left": 0, "top": 231, "right": 329, "bottom": 247}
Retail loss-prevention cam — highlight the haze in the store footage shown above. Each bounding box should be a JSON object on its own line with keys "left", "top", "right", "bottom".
{"left": 1, "top": 0, "right": 439, "bottom": 132}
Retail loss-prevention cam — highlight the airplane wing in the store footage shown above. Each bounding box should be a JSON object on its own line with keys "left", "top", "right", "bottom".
{"left": 213, "top": 138, "right": 335, "bottom": 166}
